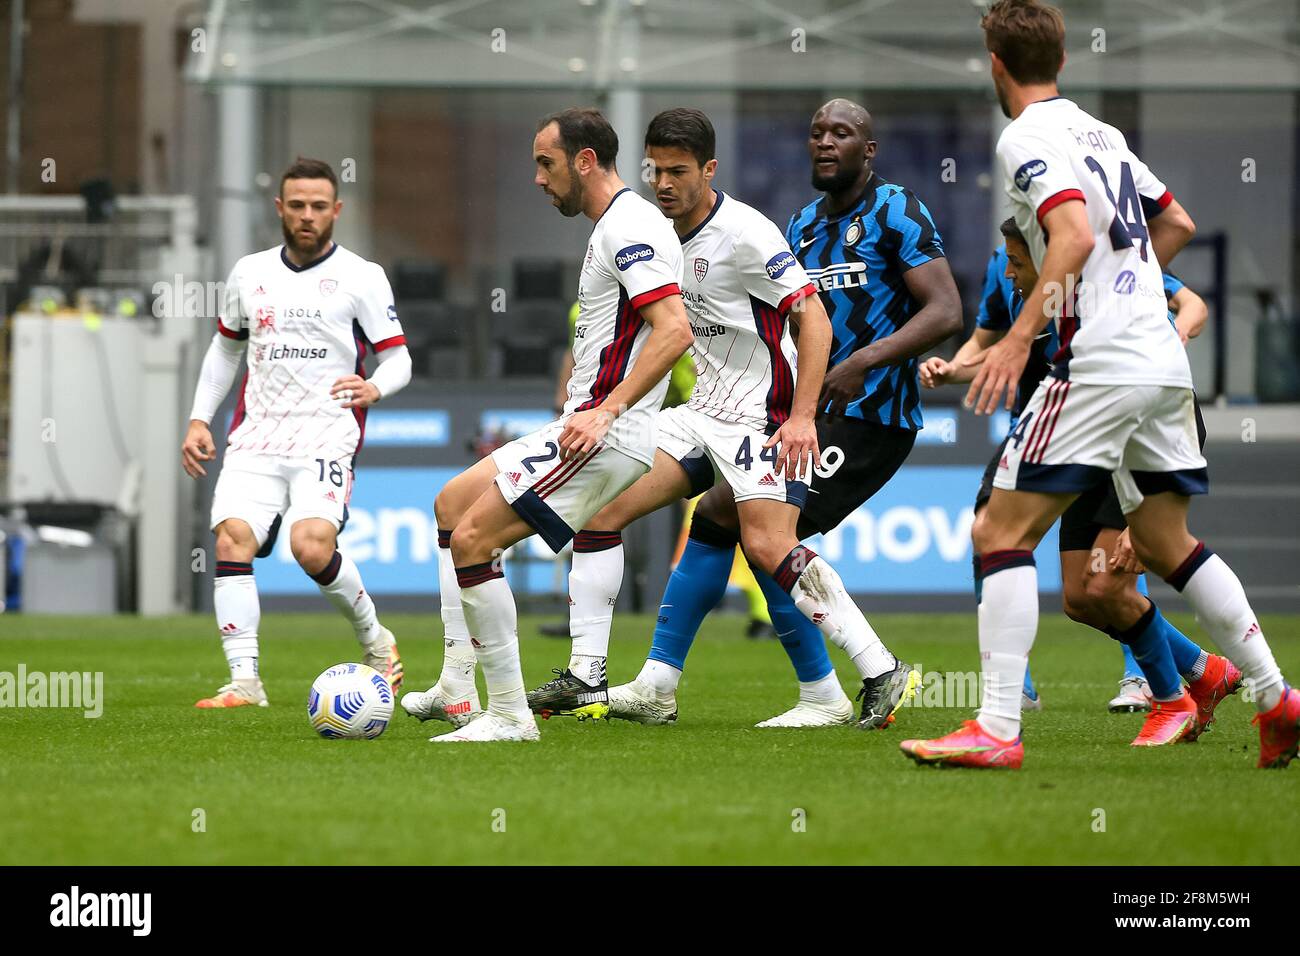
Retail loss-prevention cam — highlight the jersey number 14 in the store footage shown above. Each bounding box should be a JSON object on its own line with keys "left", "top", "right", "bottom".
{"left": 1084, "top": 158, "right": 1149, "bottom": 262}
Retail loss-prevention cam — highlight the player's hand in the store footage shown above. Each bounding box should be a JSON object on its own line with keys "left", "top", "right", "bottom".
{"left": 963, "top": 333, "right": 1029, "bottom": 416}
{"left": 181, "top": 420, "right": 216, "bottom": 478}
{"left": 765, "top": 415, "right": 820, "bottom": 481}
{"left": 559, "top": 407, "right": 614, "bottom": 460}
{"left": 919, "top": 356, "right": 954, "bottom": 389}
{"left": 330, "top": 375, "right": 381, "bottom": 409}
{"left": 1174, "top": 318, "right": 1193, "bottom": 346}
{"left": 1109, "top": 527, "right": 1145, "bottom": 575}
{"left": 819, "top": 352, "right": 868, "bottom": 417}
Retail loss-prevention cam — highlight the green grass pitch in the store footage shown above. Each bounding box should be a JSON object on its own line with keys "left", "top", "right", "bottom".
{"left": 2, "top": 612, "right": 1297, "bottom": 865}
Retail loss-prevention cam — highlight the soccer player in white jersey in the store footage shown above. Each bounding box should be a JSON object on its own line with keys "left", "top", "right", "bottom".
{"left": 902, "top": 0, "right": 1299, "bottom": 769}
{"left": 520, "top": 108, "right": 919, "bottom": 727}
{"left": 400, "top": 108, "right": 694, "bottom": 742}
{"left": 181, "top": 158, "right": 411, "bottom": 708}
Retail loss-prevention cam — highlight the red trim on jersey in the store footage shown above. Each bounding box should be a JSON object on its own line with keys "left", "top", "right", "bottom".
{"left": 777, "top": 282, "right": 816, "bottom": 318}
{"left": 1156, "top": 190, "right": 1173, "bottom": 211}
{"left": 228, "top": 371, "right": 249, "bottom": 439}
{"left": 577, "top": 288, "right": 642, "bottom": 412}
{"left": 1036, "top": 188, "right": 1086, "bottom": 224}
{"left": 752, "top": 296, "right": 794, "bottom": 429}
{"left": 216, "top": 318, "right": 247, "bottom": 341}
{"left": 628, "top": 282, "right": 681, "bottom": 313}
{"left": 352, "top": 331, "right": 369, "bottom": 454}
{"left": 372, "top": 334, "right": 406, "bottom": 353}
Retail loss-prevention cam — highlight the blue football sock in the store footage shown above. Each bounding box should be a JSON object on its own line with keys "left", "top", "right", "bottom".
{"left": 755, "top": 569, "right": 834, "bottom": 683}
{"left": 1120, "top": 642, "right": 1145, "bottom": 681}
{"left": 646, "top": 536, "right": 732, "bottom": 672}
{"left": 1022, "top": 664, "right": 1038, "bottom": 700}
{"left": 1135, "top": 574, "right": 1204, "bottom": 679}
{"left": 1110, "top": 602, "right": 1181, "bottom": 700}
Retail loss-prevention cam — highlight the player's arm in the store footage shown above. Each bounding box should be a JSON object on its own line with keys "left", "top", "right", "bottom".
{"left": 921, "top": 327, "right": 1002, "bottom": 388}
{"left": 333, "top": 264, "right": 411, "bottom": 408}
{"left": 559, "top": 293, "right": 693, "bottom": 459}
{"left": 1169, "top": 286, "right": 1209, "bottom": 344}
{"left": 967, "top": 200, "right": 1093, "bottom": 414}
{"left": 778, "top": 290, "right": 831, "bottom": 478}
{"left": 554, "top": 348, "right": 575, "bottom": 415}
{"left": 182, "top": 332, "right": 245, "bottom": 478}
{"left": 1148, "top": 196, "right": 1195, "bottom": 269}
{"left": 822, "top": 258, "right": 962, "bottom": 413}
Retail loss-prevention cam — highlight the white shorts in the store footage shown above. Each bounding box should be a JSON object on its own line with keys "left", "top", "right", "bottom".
{"left": 491, "top": 419, "right": 647, "bottom": 552}
{"left": 994, "top": 379, "right": 1208, "bottom": 514}
{"left": 654, "top": 404, "right": 809, "bottom": 506}
{"left": 210, "top": 452, "right": 353, "bottom": 546}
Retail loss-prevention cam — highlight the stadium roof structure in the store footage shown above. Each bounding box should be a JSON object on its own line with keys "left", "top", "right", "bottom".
{"left": 187, "top": 0, "right": 1300, "bottom": 92}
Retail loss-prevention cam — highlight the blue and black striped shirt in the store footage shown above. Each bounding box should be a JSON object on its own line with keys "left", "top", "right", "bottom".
{"left": 786, "top": 174, "right": 945, "bottom": 430}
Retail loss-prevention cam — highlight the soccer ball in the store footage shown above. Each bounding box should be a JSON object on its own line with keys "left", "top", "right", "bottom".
{"left": 308, "top": 663, "right": 393, "bottom": 739}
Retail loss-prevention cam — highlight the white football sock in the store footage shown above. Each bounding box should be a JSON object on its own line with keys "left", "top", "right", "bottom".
{"left": 799, "top": 671, "right": 847, "bottom": 705}
{"left": 437, "top": 536, "right": 476, "bottom": 690}
{"left": 787, "top": 553, "right": 896, "bottom": 679}
{"left": 214, "top": 568, "right": 259, "bottom": 680}
{"left": 975, "top": 562, "right": 1038, "bottom": 741}
{"left": 568, "top": 535, "right": 624, "bottom": 659}
{"left": 638, "top": 658, "right": 682, "bottom": 696}
{"left": 458, "top": 568, "right": 530, "bottom": 722}
{"left": 569, "top": 654, "right": 607, "bottom": 687}
{"left": 1179, "top": 552, "right": 1284, "bottom": 712}
{"left": 313, "top": 550, "right": 381, "bottom": 647}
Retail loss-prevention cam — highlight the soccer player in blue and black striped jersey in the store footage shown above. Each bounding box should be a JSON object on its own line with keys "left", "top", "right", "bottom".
{"left": 609, "top": 98, "right": 963, "bottom": 729}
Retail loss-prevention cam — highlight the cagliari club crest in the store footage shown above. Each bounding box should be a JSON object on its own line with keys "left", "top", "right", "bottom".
{"left": 319, "top": 278, "right": 338, "bottom": 296}
{"left": 694, "top": 257, "right": 709, "bottom": 282}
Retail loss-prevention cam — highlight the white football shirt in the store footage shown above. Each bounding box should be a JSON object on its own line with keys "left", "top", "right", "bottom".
{"left": 998, "top": 97, "right": 1191, "bottom": 387}
{"left": 679, "top": 190, "right": 816, "bottom": 430}
{"left": 217, "top": 243, "right": 406, "bottom": 461}
{"left": 570, "top": 188, "right": 684, "bottom": 466}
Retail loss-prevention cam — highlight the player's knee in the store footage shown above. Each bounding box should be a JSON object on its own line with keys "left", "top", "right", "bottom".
{"left": 289, "top": 531, "right": 334, "bottom": 575}
{"left": 214, "top": 522, "right": 256, "bottom": 562}
{"left": 433, "top": 486, "right": 462, "bottom": 530}
{"left": 739, "top": 530, "right": 789, "bottom": 577}
{"left": 970, "top": 507, "right": 988, "bottom": 547}
{"left": 448, "top": 522, "right": 485, "bottom": 565}
{"left": 695, "top": 486, "right": 740, "bottom": 532}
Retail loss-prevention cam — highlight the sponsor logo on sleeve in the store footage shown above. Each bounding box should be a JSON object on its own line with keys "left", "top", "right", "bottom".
{"left": 615, "top": 243, "right": 655, "bottom": 270}
{"left": 1113, "top": 271, "right": 1135, "bottom": 294}
{"left": 765, "top": 250, "right": 796, "bottom": 280}
{"left": 387, "top": 304, "right": 398, "bottom": 321}
{"left": 1014, "top": 159, "right": 1048, "bottom": 191}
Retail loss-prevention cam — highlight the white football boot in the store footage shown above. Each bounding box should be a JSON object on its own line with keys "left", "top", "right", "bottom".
{"left": 1108, "top": 676, "right": 1154, "bottom": 713}
{"left": 430, "top": 711, "right": 539, "bottom": 743}
{"left": 361, "top": 626, "right": 404, "bottom": 695}
{"left": 400, "top": 681, "right": 482, "bottom": 728}
{"left": 608, "top": 678, "right": 678, "bottom": 725}
{"left": 756, "top": 692, "right": 856, "bottom": 728}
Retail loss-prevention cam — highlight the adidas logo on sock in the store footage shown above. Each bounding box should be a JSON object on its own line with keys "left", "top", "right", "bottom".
{"left": 220, "top": 623, "right": 238, "bottom": 634}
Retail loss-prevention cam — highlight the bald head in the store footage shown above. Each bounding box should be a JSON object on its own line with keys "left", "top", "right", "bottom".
{"left": 815, "top": 98, "right": 874, "bottom": 140}
{"left": 808, "top": 98, "right": 878, "bottom": 198}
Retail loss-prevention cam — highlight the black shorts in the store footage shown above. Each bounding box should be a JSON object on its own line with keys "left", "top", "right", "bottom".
{"left": 1056, "top": 393, "right": 1207, "bottom": 552}
{"left": 797, "top": 415, "right": 916, "bottom": 537}
{"left": 975, "top": 436, "right": 1008, "bottom": 514}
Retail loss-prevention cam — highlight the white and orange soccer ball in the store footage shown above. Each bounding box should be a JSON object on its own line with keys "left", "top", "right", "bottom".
{"left": 308, "top": 663, "right": 393, "bottom": 739}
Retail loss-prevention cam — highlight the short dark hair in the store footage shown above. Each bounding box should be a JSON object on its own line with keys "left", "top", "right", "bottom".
{"left": 980, "top": 0, "right": 1065, "bottom": 85}
{"left": 645, "top": 108, "right": 715, "bottom": 167}
{"left": 280, "top": 157, "right": 338, "bottom": 197}
{"left": 537, "top": 108, "right": 619, "bottom": 170}
{"left": 999, "top": 216, "right": 1026, "bottom": 245}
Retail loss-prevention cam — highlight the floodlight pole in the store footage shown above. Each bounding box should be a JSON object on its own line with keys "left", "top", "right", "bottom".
{"left": 7, "top": 0, "right": 23, "bottom": 193}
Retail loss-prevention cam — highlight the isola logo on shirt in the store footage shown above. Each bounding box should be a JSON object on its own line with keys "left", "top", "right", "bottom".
{"left": 615, "top": 244, "right": 655, "bottom": 270}
{"left": 1014, "top": 159, "right": 1048, "bottom": 191}
{"left": 766, "top": 251, "right": 796, "bottom": 280}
